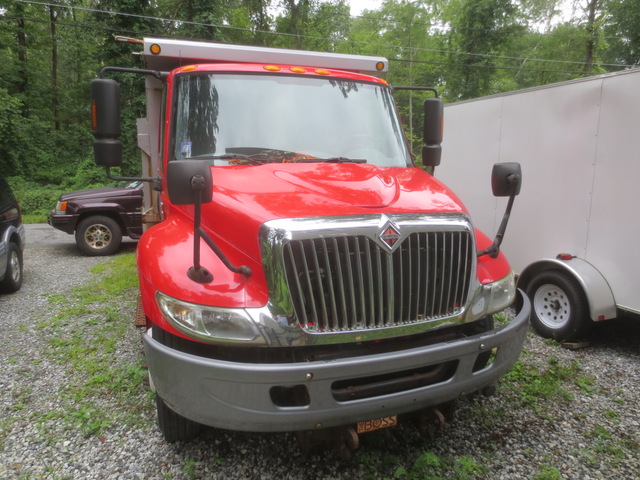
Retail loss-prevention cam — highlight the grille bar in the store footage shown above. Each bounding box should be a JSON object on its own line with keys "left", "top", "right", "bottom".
{"left": 283, "top": 230, "right": 473, "bottom": 333}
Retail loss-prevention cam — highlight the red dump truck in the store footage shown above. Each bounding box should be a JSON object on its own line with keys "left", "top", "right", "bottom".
{"left": 90, "top": 37, "right": 530, "bottom": 456}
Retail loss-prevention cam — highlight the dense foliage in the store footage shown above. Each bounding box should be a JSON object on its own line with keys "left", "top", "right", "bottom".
{"left": 0, "top": 0, "right": 637, "bottom": 217}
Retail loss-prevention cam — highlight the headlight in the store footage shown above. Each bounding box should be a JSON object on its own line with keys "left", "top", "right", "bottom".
{"left": 156, "top": 291, "right": 261, "bottom": 344}
{"left": 55, "top": 200, "right": 68, "bottom": 214}
{"left": 468, "top": 271, "right": 516, "bottom": 321}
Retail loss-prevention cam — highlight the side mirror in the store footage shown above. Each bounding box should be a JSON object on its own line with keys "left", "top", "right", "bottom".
{"left": 491, "top": 162, "right": 522, "bottom": 197}
{"left": 422, "top": 97, "right": 444, "bottom": 167}
{"left": 91, "top": 79, "right": 123, "bottom": 167}
{"left": 478, "top": 162, "right": 523, "bottom": 258}
{"left": 166, "top": 160, "right": 250, "bottom": 283}
{"left": 167, "top": 160, "right": 213, "bottom": 205}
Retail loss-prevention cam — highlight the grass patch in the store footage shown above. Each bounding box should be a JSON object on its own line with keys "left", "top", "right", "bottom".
{"left": 502, "top": 355, "right": 592, "bottom": 410}
{"left": 36, "top": 252, "right": 152, "bottom": 437}
{"left": 392, "top": 452, "right": 486, "bottom": 480}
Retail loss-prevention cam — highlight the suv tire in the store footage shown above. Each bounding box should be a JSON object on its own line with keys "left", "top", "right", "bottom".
{"left": 75, "top": 215, "right": 122, "bottom": 256}
{"left": 0, "top": 242, "right": 24, "bottom": 293}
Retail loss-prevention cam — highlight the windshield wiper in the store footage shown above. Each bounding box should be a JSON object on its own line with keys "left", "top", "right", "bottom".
{"left": 293, "top": 156, "right": 367, "bottom": 164}
{"left": 191, "top": 152, "right": 367, "bottom": 165}
{"left": 193, "top": 153, "right": 271, "bottom": 165}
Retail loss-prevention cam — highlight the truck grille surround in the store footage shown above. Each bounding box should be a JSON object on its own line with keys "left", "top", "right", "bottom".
{"left": 261, "top": 214, "right": 475, "bottom": 336}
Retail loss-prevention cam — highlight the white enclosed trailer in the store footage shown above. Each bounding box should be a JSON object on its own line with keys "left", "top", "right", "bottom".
{"left": 436, "top": 68, "right": 640, "bottom": 340}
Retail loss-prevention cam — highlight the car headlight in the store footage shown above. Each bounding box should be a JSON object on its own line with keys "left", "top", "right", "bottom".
{"left": 55, "top": 200, "right": 68, "bottom": 215}
{"left": 468, "top": 271, "right": 516, "bottom": 321}
{"left": 156, "top": 291, "right": 262, "bottom": 344}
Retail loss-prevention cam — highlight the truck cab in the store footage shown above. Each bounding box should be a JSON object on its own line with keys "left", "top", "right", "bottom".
{"left": 91, "top": 37, "right": 530, "bottom": 454}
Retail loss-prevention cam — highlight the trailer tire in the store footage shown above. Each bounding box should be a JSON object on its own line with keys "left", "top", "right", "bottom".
{"left": 156, "top": 394, "right": 202, "bottom": 443}
{"left": 526, "top": 270, "right": 592, "bottom": 341}
{"left": 75, "top": 215, "right": 122, "bottom": 256}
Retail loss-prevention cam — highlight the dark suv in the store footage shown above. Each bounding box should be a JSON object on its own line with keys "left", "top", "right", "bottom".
{"left": 0, "top": 177, "right": 25, "bottom": 293}
{"left": 48, "top": 181, "right": 143, "bottom": 256}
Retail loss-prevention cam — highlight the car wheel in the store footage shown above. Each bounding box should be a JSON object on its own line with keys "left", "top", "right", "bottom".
{"left": 526, "top": 270, "right": 592, "bottom": 341}
{"left": 156, "top": 394, "right": 203, "bottom": 443}
{"left": 0, "top": 242, "right": 23, "bottom": 293}
{"left": 75, "top": 215, "right": 122, "bottom": 256}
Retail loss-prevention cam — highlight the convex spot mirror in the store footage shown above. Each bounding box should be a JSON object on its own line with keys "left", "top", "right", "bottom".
{"left": 491, "top": 162, "right": 522, "bottom": 197}
{"left": 167, "top": 160, "right": 213, "bottom": 205}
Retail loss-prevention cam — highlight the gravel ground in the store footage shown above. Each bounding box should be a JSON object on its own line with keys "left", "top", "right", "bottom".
{"left": 1, "top": 224, "right": 639, "bottom": 479}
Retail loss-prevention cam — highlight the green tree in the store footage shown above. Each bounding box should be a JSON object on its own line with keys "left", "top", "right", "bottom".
{"left": 603, "top": 0, "right": 640, "bottom": 66}
{"left": 274, "top": 0, "right": 350, "bottom": 51}
{"left": 445, "top": 0, "right": 520, "bottom": 100}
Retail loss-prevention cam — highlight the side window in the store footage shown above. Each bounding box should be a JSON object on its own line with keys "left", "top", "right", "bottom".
{"left": 0, "top": 178, "right": 13, "bottom": 213}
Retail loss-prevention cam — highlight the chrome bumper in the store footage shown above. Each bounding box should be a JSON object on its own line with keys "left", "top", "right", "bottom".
{"left": 145, "top": 289, "right": 530, "bottom": 432}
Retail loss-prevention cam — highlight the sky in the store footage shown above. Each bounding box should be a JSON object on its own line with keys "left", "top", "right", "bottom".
{"left": 348, "top": 0, "right": 383, "bottom": 16}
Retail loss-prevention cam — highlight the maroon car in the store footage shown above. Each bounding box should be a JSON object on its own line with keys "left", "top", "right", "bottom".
{"left": 48, "top": 181, "right": 143, "bottom": 256}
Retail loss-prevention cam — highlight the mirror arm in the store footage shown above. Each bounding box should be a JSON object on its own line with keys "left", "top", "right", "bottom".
{"left": 187, "top": 184, "right": 214, "bottom": 283}
{"left": 477, "top": 194, "right": 515, "bottom": 259}
{"left": 477, "top": 173, "right": 520, "bottom": 259}
{"left": 99, "top": 66, "right": 168, "bottom": 81}
{"left": 391, "top": 86, "right": 440, "bottom": 97}
{"left": 198, "top": 228, "right": 252, "bottom": 278}
{"left": 185, "top": 175, "right": 252, "bottom": 283}
{"left": 105, "top": 166, "right": 162, "bottom": 191}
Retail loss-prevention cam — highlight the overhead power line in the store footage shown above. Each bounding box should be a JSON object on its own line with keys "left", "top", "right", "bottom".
{"left": 3, "top": 0, "right": 635, "bottom": 72}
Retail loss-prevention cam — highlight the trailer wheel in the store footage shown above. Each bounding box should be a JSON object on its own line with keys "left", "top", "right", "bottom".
{"left": 526, "top": 270, "right": 592, "bottom": 341}
{"left": 75, "top": 215, "right": 122, "bottom": 256}
{"left": 156, "top": 394, "right": 202, "bottom": 443}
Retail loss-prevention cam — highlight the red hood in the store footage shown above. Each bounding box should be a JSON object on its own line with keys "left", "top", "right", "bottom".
{"left": 182, "top": 163, "right": 468, "bottom": 260}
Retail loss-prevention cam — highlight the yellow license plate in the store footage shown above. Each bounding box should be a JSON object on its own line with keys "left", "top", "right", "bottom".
{"left": 357, "top": 415, "right": 398, "bottom": 434}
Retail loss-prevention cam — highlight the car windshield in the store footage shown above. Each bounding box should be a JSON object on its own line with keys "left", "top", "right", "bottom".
{"left": 170, "top": 73, "right": 411, "bottom": 167}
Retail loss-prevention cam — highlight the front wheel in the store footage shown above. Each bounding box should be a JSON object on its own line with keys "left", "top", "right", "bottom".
{"left": 0, "top": 242, "right": 23, "bottom": 293}
{"left": 156, "top": 395, "right": 203, "bottom": 443}
{"left": 75, "top": 215, "right": 122, "bottom": 256}
{"left": 526, "top": 270, "right": 592, "bottom": 341}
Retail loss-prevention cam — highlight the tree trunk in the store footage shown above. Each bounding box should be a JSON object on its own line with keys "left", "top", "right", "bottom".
{"left": 50, "top": 6, "right": 60, "bottom": 130}
{"left": 582, "top": 0, "right": 599, "bottom": 74}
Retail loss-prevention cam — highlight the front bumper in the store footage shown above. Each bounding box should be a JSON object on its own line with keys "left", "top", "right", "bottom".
{"left": 145, "top": 289, "right": 530, "bottom": 432}
{"left": 47, "top": 210, "right": 77, "bottom": 234}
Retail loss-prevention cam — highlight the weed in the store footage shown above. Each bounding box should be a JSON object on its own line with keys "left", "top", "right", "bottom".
{"left": 574, "top": 375, "right": 596, "bottom": 394}
{"left": 603, "top": 409, "right": 620, "bottom": 422}
{"left": 181, "top": 459, "right": 199, "bottom": 478}
{"left": 391, "top": 452, "right": 485, "bottom": 480}
{"left": 532, "top": 464, "right": 561, "bottom": 480}
{"left": 503, "top": 356, "right": 589, "bottom": 412}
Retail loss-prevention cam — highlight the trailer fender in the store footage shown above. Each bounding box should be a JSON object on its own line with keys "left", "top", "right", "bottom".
{"left": 517, "top": 257, "right": 616, "bottom": 322}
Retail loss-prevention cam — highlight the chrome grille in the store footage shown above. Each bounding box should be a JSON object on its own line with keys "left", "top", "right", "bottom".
{"left": 283, "top": 230, "right": 473, "bottom": 333}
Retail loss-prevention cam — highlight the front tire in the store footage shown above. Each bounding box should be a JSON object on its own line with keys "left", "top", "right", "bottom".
{"left": 526, "top": 270, "right": 592, "bottom": 341}
{"left": 75, "top": 215, "right": 122, "bottom": 256}
{"left": 0, "top": 242, "right": 23, "bottom": 293}
{"left": 156, "top": 395, "right": 203, "bottom": 443}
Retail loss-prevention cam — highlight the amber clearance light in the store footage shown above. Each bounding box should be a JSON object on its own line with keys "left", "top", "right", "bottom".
{"left": 150, "top": 43, "right": 161, "bottom": 55}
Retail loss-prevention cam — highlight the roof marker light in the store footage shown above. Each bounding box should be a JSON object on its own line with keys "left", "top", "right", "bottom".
{"left": 314, "top": 69, "right": 330, "bottom": 75}
{"left": 150, "top": 43, "right": 161, "bottom": 55}
{"left": 264, "top": 65, "right": 281, "bottom": 72}
{"left": 290, "top": 66, "right": 306, "bottom": 73}
{"left": 375, "top": 61, "right": 386, "bottom": 71}
{"left": 181, "top": 65, "right": 197, "bottom": 72}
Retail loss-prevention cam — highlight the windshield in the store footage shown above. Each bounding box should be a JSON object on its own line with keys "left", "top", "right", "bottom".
{"left": 170, "top": 73, "right": 411, "bottom": 167}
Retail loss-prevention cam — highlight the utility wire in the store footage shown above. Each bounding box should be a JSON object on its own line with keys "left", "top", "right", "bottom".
{"left": 3, "top": 0, "right": 634, "bottom": 71}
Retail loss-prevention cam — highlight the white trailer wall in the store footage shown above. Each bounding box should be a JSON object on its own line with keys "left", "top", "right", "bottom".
{"left": 437, "top": 69, "right": 640, "bottom": 313}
